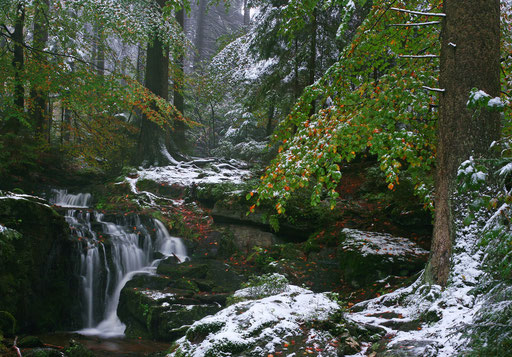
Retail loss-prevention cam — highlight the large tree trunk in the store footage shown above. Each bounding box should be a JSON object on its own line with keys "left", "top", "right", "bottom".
{"left": 193, "top": 0, "right": 207, "bottom": 70}
{"left": 136, "top": 0, "right": 169, "bottom": 165}
{"left": 6, "top": 3, "right": 25, "bottom": 135}
{"left": 30, "top": 0, "right": 50, "bottom": 136}
{"left": 425, "top": 0, "right": 501, "bottom": 286}
{"left": 172, "top": 7, "right": 187, "bottom": 152}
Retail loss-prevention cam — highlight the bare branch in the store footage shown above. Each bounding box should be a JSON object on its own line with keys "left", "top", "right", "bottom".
{"left": 399, "top": 54, "right": 439, "bottom": 58}
{"left": 391, "top": 7, "right": 446, "bottom": 17}
{"left": 389, "top": 21, "right": 442, "bottom": 27}
{"left": 422, "top": 86, "right": 445, "bottom": 93}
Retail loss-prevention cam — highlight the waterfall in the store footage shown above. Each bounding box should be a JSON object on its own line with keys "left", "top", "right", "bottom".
{"left": 51, "top": 189, "right": 188, "bottom": 338}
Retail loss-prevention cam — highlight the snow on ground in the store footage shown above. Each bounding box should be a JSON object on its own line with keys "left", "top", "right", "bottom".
{"left": 0, "top": 191, "right": 52, "bottom": 208}
{"left": 347, "top": 197, "right": 486, "bottom": 356}
{"left": 341, "top": 228, "right": 428, "bottom": 257}
{"left": 168, "top": 282, "right": 341, "bottom": 357}
{"left": 123, "top": 157, "right": 252, "bottom": 206}
{"left": 126, "top": 158, "right": 251, "bottom": 189}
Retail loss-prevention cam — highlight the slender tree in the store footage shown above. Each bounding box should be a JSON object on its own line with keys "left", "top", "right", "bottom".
{"left": 172, "top": 6, "right": 187, "bottom": 151}
{"left": 425, "top": 0, "right": 501, "bottom": 286}
{"left": 6, "top": 2, "right": 25, "bottom": 135}
{"left": 29, "top": 0, "right": 50, "bottom": 136}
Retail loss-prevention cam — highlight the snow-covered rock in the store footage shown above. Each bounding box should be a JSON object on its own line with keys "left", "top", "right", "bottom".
{"left": 338, "top": 228, "right": 428, "bottom": 287}
{"left": 168, "top": 283, "right": 343, "bottom": 357}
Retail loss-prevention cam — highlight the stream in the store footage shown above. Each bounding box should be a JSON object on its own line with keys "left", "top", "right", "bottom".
{"left": 50, "top": 190, "right": 188, "bottom": 339}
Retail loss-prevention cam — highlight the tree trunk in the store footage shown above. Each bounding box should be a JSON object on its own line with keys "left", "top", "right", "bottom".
{"left": 94, "top": 23, "right": 105, "bottom": 76}
{"left": 243, "top": 0, "right": 250, "bottom": 26}
{"left": 136, "top": 0, "right": 169, "bottom": 165}
{"left": 308, "top": 7, "right": 317, "bottom": 115}
{"left": 425, "top": 0, "right": 501, "bottom": 287}
{"left": 193, "top": 0, "right": 207, "bottom": 70}
{"left": 172, "top": 7, "right": 187, "bottom": 151}
{"left": 266, "top": 101, "right": 275, "bottom": 137}
{"left": 30, "top": 0, "right": 50, "bottom": 137}
{"left": 7, "top": 3, "right": 25, "bottom": 135}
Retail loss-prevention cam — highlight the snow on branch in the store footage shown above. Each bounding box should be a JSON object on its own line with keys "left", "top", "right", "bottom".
{"left": 399, "top": 54, "right": 439, "bottom": 58}
{"left": 389, "top": 21, "right": 442, "bottom": 27}
{"left": 390, "top": 7, "right": 446, "bottom": 17}
{"left": 422, "top": 86, "right": 445, "bottom": 93}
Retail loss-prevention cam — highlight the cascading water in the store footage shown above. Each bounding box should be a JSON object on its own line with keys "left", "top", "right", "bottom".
{"left": 50, "top": 189, "right": 188, "bottom": 338}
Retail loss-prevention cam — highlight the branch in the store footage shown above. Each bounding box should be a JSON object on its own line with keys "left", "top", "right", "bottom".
{"left": 399, "top": 54, "right": 439, "bottom": 58}
{"left": 422, "top": 86, "right": 445, "bottom": 93}
{"left": 13, "top": 336, "right": 22, "bottom": 357}
{"left": 389, "top": 21, "right": 442, "bottom": 27}
{"left": 1, "top": 28, "right": 113, "bottom": 74}
{"left": 390, "top": 7, "right": 446, "bottom": 17}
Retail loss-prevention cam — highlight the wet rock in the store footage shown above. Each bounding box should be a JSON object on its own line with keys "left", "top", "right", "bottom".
{"left": 222, "top": 224, "right": 277, "bottom": 253}
{"left": 119, "top": 259, "right": 244, "bottom": 341}
{"left": 24, "top": 348, "right": 65, "bottom": 357}
{"left": 156, "top": 259, "right": 243, "bottom": 293}
{"left": 380, "top": 339, "right": 440, "bottom": 356}
{"left": 0, "top": 311, "right": 16, "bottom": 336}
{"left": 18, "top": 335, "right": 44, "bottom": 348}
{"left": 337, "top": 229, "right": 428, "bottom": 287}
{"left": 62, "top": 339, "right": 94, "bottom": 357}
{"left": 0, "top": 193, "right": 81, "bottom": 332}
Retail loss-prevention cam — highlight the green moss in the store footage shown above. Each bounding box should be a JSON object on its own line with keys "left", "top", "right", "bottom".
{"left": 204, "top": 338, "right": 249, "bottom": 357}
{"left": 64, "top": 340, "right": 95, "bottom": 357}
{"left": 186, "top": 321, "right": 225, "bottom": 343}
{"left": 0, "top": 311, "right": 16, "bottom": 335}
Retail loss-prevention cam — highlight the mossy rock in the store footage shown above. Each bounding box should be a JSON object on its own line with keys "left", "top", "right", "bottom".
{"left": 0, "top": 195, "right": 81, "bottom": 332}
{"left": 23, "top": 348, "right": 65, "bottom": 357}
{"left": 186, "top": 321, "right": 225, "bottom": 343}
{"left": 0, "top": 311, "right": 16, "bottom": 336}
{"left": 64, "top": 339, "right": 95, "bottom": 357}
{"left": 157, "top": 259, "right": 243, "bottom": 293}
{"left": 18, "top": 335, "right": 44, "bottom": 348}
{"left": 204, "top": 338, "right": 250, "bottom": 357}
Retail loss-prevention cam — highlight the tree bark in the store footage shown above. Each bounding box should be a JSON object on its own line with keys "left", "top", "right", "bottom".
{"left": 30, "top": 0, "right": 50, "bottom": 136}
{"left": 6, "top": 3, "right": 25, "bottom": 135}
{"left": 136, "top": 0, "right": 170, "bottom": 165}
{"left": 308, "top": 7, "right": 317, "bottom": 115}
{"left": 425, "top": 0, "right": 501, "bottom": 287}
{"left": 193, "top": 0, "right": 207, "bottom": 70}
{"left": 94, "top": 23, "right": 105, "bottom": 76}
{"left": 172, "top": 7, "right": 187, "bottom": 151}
{"left": 243, "top": 0, "right": 250, "bottom": 26}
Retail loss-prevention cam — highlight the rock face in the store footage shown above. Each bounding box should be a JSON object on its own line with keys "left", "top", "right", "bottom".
{"left": 338, "top": 229, "right": 428, "bottom": 287}
{"left": 118, "top": 259, "right": 244, "bottom": 341}
{"left": 0, "top": 193, "right": 81, "bottom": 332}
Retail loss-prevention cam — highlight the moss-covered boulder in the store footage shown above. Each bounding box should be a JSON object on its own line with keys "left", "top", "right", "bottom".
{"left": 118, "top": 260, "right": 244, "bottom": 341}
{"left": 0, "top": 192, "right": 81, "bottom": 332}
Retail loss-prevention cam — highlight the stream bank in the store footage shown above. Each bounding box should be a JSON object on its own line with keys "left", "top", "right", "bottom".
{"left": 0, "top": 157, "right": 432, "bottom": 356}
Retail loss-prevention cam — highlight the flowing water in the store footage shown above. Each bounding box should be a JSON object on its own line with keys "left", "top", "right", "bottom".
{"left": 50, "top": 189, "right": 188, "bottom": 338}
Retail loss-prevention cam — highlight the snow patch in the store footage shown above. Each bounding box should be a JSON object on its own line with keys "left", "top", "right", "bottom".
{"left": 168, "top": 285, "right": 340, "bottom": 357}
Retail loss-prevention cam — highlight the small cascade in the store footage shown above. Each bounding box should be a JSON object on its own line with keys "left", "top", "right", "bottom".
{"left": 51, "top": 189, "right": 188, "bottom": 338}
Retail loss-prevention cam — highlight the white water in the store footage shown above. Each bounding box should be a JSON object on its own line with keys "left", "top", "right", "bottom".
{"left": 51, "top": 189, "right": 188, "bottom": 338}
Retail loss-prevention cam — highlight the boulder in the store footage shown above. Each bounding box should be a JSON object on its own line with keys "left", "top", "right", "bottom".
{"left": 0, "top": 193, "right": 81, "bottom": 332}
{"left": 338, "top": 229, "right": 428, "bottom": 287}
{"left": 118, "top": 259, "right": 244, "bottom": 341}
